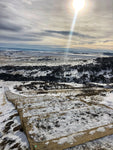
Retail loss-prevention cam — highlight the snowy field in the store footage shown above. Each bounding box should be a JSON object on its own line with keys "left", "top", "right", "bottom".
{"left": 1, "top": 81, "right": 113, "bottom": 150}
{"left": 0, "top": 83, "right": 29, "bottom": 150}
{"left": 0, "top": 49, "right": 104, "bottom": 66}
{"left": 0, "top": 50, "right": 113, "bottom": 150}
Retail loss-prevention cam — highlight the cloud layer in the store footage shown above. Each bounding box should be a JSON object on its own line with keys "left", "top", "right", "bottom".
{"left": 0, "top": 0, "right": 113, "bottom": 50}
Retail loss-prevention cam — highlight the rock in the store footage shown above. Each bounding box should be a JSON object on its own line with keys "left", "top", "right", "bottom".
{"left": 3, "top": 121, "right": 14, "bottom": 133}
{"left": 55, "top": 121, "right": 60, "bottom": 127}
{"left": 13, "top": 125, "right": 22, "bottom": 132}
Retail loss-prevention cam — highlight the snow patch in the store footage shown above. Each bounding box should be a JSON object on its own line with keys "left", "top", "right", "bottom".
{"left": 96, "top": 127, "right": 105, "bottom": 132}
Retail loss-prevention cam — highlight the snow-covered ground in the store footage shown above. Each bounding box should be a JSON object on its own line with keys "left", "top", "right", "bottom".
{"left": 3, "top": 81, "right": 113, "bottom": 149}
{"left": 0, "top": 84, "right": 29, "bottom": 150}
{"left": 0, "top": 49, "right": 113, "bottom": 149}
{"left": 100, "top": 91, "right": 113, "bottom": 109}
{"left": 0, "top": 50, "right": 102, "bottom": 66}
{"left": 28, "top": 105, "right": 113, "bottom": 142}
{"left": 66, "top": 134, "right": 113, "bottom": 150}
{"left": 1, "top": 79, "right": 113, "bottom": 149}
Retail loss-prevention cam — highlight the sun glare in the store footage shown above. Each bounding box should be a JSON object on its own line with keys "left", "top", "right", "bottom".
{"left": 73, "top": 0, "right": 85, "bottom": 11}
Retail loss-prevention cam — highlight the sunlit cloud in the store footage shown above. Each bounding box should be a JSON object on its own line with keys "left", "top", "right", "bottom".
{"left": 0, "top": 0, "right": 112, "bottom": 50}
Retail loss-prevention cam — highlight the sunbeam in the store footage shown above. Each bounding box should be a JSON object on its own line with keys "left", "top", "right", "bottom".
{"left": 64, "top": 0, "right": 85, "bottom": 63}
{"left": 64, "top": 11, "right": 78, "bottom": 61}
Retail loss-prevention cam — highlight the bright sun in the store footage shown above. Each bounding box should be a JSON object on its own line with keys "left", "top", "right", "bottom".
{"left": 73, "top": 0, "right": 85, "bottom": 11}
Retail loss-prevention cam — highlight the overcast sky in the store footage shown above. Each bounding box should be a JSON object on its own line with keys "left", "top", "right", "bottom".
{"left": 0, "top": 0, "right": 113, "bottom": 51}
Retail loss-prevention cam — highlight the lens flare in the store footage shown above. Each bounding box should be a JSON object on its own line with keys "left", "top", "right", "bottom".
{"left": 64, "top": 0, "right": 85, "bottom": 62}
{"left": 73, "top": 0, "right": 85, "bottom": 11}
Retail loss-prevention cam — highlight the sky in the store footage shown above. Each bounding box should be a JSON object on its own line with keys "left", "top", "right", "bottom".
{"left": 0, "top": 0, "right": 113, "bottom": 51}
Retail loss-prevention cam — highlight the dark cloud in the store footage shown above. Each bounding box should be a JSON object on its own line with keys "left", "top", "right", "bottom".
{"left": 0, "top": 21, "right": 22, "bottom": 32}
{"left": 0, "top": 34, "right": 41, "bottom": 42}
{"left": 103, "top": 40, "right": 113, "bottom": 43}
{"left": 0, "top": 2, "right": 12, "bottom": 19}
{"left": 0, "top": 1, "right": 23, "bottom": 32}
{"left": 45, "top": 30, "right": 95, "bottom": 39}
